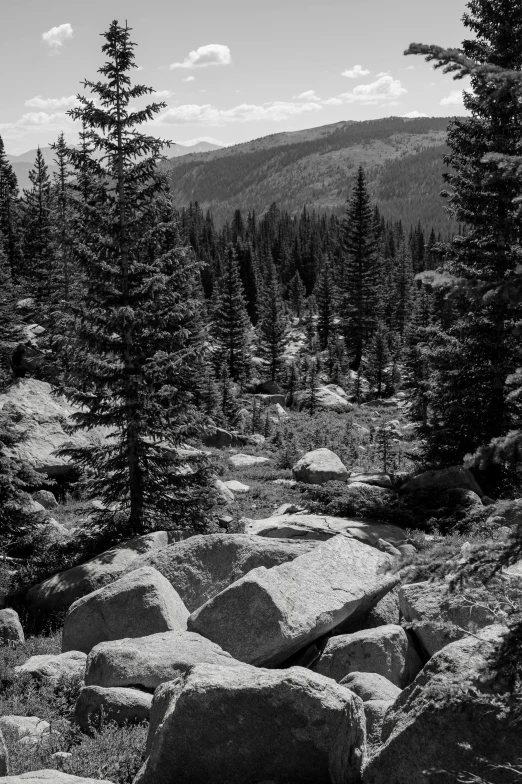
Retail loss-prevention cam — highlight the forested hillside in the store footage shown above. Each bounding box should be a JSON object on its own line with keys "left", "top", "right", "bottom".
{"left": 164, "top": 116, "right": 456, "bottom": 232}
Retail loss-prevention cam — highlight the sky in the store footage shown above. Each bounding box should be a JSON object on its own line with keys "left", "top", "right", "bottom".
{"left": 0, "top": 0, "right": 472, "bottom": 155}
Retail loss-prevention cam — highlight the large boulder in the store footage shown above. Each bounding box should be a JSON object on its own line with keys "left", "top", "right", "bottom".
{"left": 399, "top": 581, "right": 497, "bottom": 657}
{"left": 314, "top": 625, "right": 422, "bottom": 688}
{"left": 0, "top": 609, "right": 24, "bottom": 645}
{"left": 292, "top": 448, "right": 349, "bottom": 485}
{"left": 341, "top": 672, "right": 402, "bottom": 702}
{"left": 363, "top": 588, "right": 400, "bottom": 629}
{"left": 244, "top": 514, "right": 408, "bottom": 549}
{"left": 133, "top": 533, "right": 315, "bottom": 612}
{"left": 32, "top": 490, "right": 58, "bottom": 510}
{"left": 62, "top": 567, "right": 189, "bottom": 654}
{"left": 364, "top": 626, "right": 520, "bottom": 784}
{"left": 363, "top": 700, "right": 394, "bottom": 756}
{"left": 14, "top": 651, "right": 87, "bottom": 684}
{"left": 134, "top": 663, "right": 366, "bottom": 784}
{"left": 84, "top": 630, "right": 239, "bottom": 690}
{"left": 188, "top": 535, "right": 398, "bottom": 666}
{"left": 399, "top": 466, "right": 483, "bottom": 497}
{"left": 26, "top": 531, "right": 168, "bottom": 611}
{"left": 74, "top": 685, "right": 152, "bottom": 731}
{"left": 1, "top": 773, "right": 115, "bottom": 783}
{"left": 0, "top": 378, "right": 109, "bottom": 480}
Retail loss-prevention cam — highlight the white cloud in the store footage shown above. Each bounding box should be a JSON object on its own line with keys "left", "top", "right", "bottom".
{"left": 402, "top": 111, "right": 428, "bottom": 118}
{"left": 440, "top": 89, "right": 464, "bottom": 106}
{"left": 406, "top": 65, "right": 415, "bottom": 71}
{"left": 294, "top": 90, "right": 320, "bottom": 100}
{"left": 169, "top": 44, "right": 231, "bottom": 70}
{"left": 153, "top": 90, "right": 173, "bottom": 99}
{"left": 183, "top": 76, "right": 195, "bottom": 82}
{"left": 42, "top": 23, "right": 73, "bottom": 54}
{"left": 155, "top": 99, "right": 322, "bottom": 126}
{"left": 342, "top": 64, "right": 370, "bottom": 79}
{"left": 327, "top": 75, "right": 407, "bottom": 105}
{"left": 25, "top": 95, "right": 78, "bottom": 110}
{"left": 0, "top": 111, "right": 78, "bottom": 142}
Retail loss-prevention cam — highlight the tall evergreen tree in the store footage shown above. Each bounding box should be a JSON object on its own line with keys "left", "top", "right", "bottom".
{"left": 408, "top": 0, "right": 522, "bottom": 481}
{"left": 257, "top": 260, "right": 288, "bottom": 383}
{"left": 20, "top": 148, "right": 54, "bottom": 303}
{"left": 288, "top": 271, "right": 306, "bottom": 319}
{"left": 340, "top": 166, "right": 378, "bottom": 369}
{"left": 0, "top": 135, "right": 21, "bottom": 278}
{"left": 365, "top": 322, "right": 390, "bottom": 399}
{"left": 315, "top": 258, "right": 336, "bottom": 350}
{"left": 393, "top": 239, "right": 414, "bottom": 336}
{"left": 213, "top": 244, "right": 252, "bottom": 383}
{"left": 62, "top": 21, "right": 213, "bottom": 537}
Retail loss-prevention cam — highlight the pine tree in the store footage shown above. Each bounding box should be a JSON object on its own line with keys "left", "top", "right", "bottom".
{"left": 393, "top": 239, "right": 413, "bottom": 336}
{"left": 257, "top": 260, "right": 288, "bottom": 383}
{"left": 20, "top": 148, "right": 54, "bottom": 304}
{"left": 408, "top": 1, "right": 522, "bottom": 482}
{"left": 340, "top": 166, "right": 378, "bottom": 369}
{"left": 61, "top": 21, "right": 214, "bottom": 537}
{"left": 0, "top": 135, "right": 21, "bottom": 278}
{"left": 213, "top": 244, "right": 252, "bottom": 383}
{"left": 402, "top": 285, "right": 433, "bottom": 425}
{"left": 50, "top": 132, "right": 74, "bottom": 303}
{"left": 288, "top": 271, "right": 306, "bottom": 319}
{"left": 315, "top": 258, "right": 336, "bottom": 350}
{"left": 365, "top": 322, "right": 390, "bottom": 399}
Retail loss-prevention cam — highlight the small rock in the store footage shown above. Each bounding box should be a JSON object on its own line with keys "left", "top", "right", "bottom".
{"left": 1, "top": 772, "right": 114, "bottom": 783}
{"left": 215, "top": 479, "right": 234, "bottom": 503}
{"left": 0, "top": 609, "right": 24, "bottom": 645}
{"left": 0, "top": 729, "right": 7, "bottom": 776}
{"left": 347, "top": 473, "right": 392, "bottom": 489}
{"left": 223, "top": 480, "right": 251, "bottom": 494}
{"left": 229, "top": 454, "right": 269, "bottom": 468}
{"left": 203, "top": 428, "right": 247, "bottom": 448}
{"left": 364, "top": 699, "right": 393, "bottom": 755}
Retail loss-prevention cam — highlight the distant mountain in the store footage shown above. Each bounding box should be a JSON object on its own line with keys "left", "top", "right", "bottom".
{"left": 163, "top": 116, "right": 458, "bottom": 232}
{"left": 169, "top": 141, "right": 223, "bottom": 157}
{"left": 6, "top": 141, "right": 223, "bottom": 192}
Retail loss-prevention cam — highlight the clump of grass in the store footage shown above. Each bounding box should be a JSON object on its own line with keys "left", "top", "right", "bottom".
{"left": 0, "top": 633, "right": 148, "bottom": 784}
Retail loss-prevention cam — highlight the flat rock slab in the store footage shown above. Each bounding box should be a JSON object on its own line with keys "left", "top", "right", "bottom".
{"left": 74, "top": 686, "right": 152, "bottom": 731}
{"left": 84, "top": 630, "right": 239, "bottom": 690}
{"left": 134, "top": 663, "right": 365, "bottom": 784}
{"left": 26, "top": 531, "right": 168, "bottom": 611}
{"left": 314, "top": 625, "right": 422, "bottom": 688}
{"left": 223, "top": 480, "right": 251, "bottom": 493}
{"left": 134, "top": 533, "right": 315, "bottom": 612}
{"left": 62, "top": 566, "right": 189, "bottom": 654}
{"left": 399, "top": 581, "right": 497, "bottom": 657}
{"left": 188, "top": 535, "right": 398, "bottom": 666}
{"left": 292, "top": 448, "right": 349, "bottom": 484}
{"left": 1, "top": 773, "right": 115, "bottom": 783}
{"left": 228, "top": 454, "right": 270, "bottom": 468}
{"left": 347, "top": 473, "right": 392, "bottom": 489}
{"left": 244, "top": 514, "right": 408, "bottom": 548}
{"left": 364, "top": 625, "right": 520, "bottom": 784}
{"left": 14, "top": 651, "right": 87, "bottom": 684}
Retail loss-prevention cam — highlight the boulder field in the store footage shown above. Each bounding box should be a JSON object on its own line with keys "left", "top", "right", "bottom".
{"left": 9, "top": 492, "right": 514, "bottom": 784}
